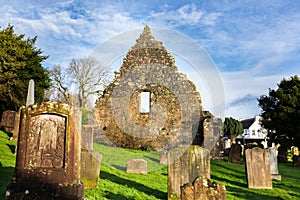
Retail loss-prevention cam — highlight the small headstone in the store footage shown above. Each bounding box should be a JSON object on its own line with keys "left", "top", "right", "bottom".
{"left": 269, "top": 147, "right": 281, "bottom": 180}
{"left": 228, "top": 143, "right": 242, "bottom": 164}
{"left": 80, "top": 149, "right": 102, "bottom": 188}
{"left": 168, "top": 145, "right": 210, "bottom": 200}
{"left": 26, "top": 79, "right": 35, "bottom": 107}
{"left": 81, "top": 125, "right": 93, "bottom": 150}
{"left": 159, "top": 151, "right": 168, "bottom": 164}
{"left": 126, "top": 159, "right": 147, "bottom": 174}
{"left": 0, "top": 110, "right": 16, "bottom": 132}
{"left": 293, "top": 155, "right": 300, "bottom": 167}
{"left": 245, "top": 147, "right": 272, "bottom": 189}
{"left": 292, "top": 147, "right": 299, "bottom": 156}
{"left": 181, "top": 177, "right": 226, "bottom": 200}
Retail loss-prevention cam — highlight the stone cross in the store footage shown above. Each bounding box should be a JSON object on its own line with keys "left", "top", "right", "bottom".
{"left": 26, "top": 79, "right": 34, "bottom": 107}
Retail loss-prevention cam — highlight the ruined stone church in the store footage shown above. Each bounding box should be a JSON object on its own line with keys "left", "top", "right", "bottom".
{"left": 95, "top": 26, "right": 222, "bottom": 152}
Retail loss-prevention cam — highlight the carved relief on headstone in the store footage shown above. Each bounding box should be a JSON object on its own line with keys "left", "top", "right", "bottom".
{"left": 6, "top": 102, "right": 84, "bottom": 200}
{"left": 168, "top": 145, "right": 210, "bottom": 200}
{"left": 245, "top": 147, "right": 272, "bottom": 189}
{"left": 228, "top": 143, "right": 242, "bottom": 164}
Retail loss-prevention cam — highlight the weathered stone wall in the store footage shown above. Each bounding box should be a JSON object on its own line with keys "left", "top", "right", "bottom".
{"left": 95, "top": 26, "right": 202, "bottom": 150}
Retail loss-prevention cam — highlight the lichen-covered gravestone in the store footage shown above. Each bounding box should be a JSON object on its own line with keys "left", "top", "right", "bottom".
{"left": 228, "top": 143, "right": 242, "bottom": 164}
{"left": 245, "top": 147, "right": 272, "bottom": 189}
{"left": 168, "top": 145, "right": 210, "bottom": 200}
{"left": 181, "top": 177, "right": 226, "bottom": 200}
{"left": 6, "top": 102, "right": 84, "bottom": 200}
{"left": 80, "top": 125, "right": 102, "bottom": 189}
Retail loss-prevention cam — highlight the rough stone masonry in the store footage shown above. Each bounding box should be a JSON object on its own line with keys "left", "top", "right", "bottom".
{"left": 95, "top": 26, "right": 202, "bottom": 150}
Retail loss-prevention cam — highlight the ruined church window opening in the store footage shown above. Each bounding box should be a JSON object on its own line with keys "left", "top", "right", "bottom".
{"left": 140, "top": 91, "right": 150, "bottom": 113}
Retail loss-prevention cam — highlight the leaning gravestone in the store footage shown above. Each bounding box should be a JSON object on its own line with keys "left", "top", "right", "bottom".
{"left": 245, "top": 147, "right": 272, "bottom": 189}
{"left": 6, "top": 102, "right": 84, "bottom": 199}
{"left": 181, "top": 177, "right": 226, "bottom": 200}
{"left": 228, "top": 143, "right": 242, "bottom": 164}
{"left": 168, "top": 145, "right": 210, "bottom": 200}
{"left": 126, "top": 159, "right": 147, "bottom": 174}
{"left": 269, "top": 147, "right": 281, "bottom": 180}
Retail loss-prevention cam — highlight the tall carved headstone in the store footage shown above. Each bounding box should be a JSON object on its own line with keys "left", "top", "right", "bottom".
{"left": 6, "top": 102, "right": 84, "bottom": 199}
{"left": 245, "top": 147, "right": 272, "bottom": 189}
{"left": 26, "top": 79, "right": 35, "bottom": 107}
{"left": 168, "top": 145, "right": 210, "bottom": 200}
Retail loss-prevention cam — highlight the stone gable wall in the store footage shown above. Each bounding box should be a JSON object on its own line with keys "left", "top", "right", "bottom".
{"left": 95, "top": 26, "right": 202, "bottom": 150}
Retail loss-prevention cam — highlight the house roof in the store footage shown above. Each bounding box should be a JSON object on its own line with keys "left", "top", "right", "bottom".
{"left": 240, "top": 117, "right": 255, "bottom": 129}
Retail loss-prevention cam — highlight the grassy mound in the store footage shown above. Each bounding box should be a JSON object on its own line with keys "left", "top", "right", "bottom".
{"left": 0, "top": 130, "right": 299, "bottom": 199}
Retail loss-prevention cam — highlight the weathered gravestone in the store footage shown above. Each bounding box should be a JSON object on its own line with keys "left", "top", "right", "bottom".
{"left": 269, "top": 147, "right": 281, "bottom": 180}
{"left": 293, "top": 155, "right": 300, "bottom": 168}
{"left": 0, "top": 110, "right": 16, "bottom": 132}
{"left": 26, "top": 79, "right": 35, "bottom": 107}
{"left": 160, "top": 151, "right": 168, "bottom": 164}
{"left": 228, "top": 143, "right": 242, "bottom": 164}
{"left": 168, "top": 145, "right": 210, "bottom": 200}
{"left": 245, "top": 147, "right": 272, "bottom": 189}
{"left": 181, "top": 177, "right": 226, "bottom": 200}
{"left": 81, "top": 125, "right": 94, "bottom": 150}
{"left": 6, "top": 102, "right": 84, "bottom": 200}
{"left": 80, "top": 149, "right": 102, "bottom": 189}
{"left": 80, "top": 125, "right": 102, "bottom": 189}
{"left": 126, "top": 159, "right": 147, "bottom": 174}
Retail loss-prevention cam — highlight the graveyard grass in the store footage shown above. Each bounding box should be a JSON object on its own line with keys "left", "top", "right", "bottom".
{"left": 0, "top": 131, "right": 300, "bottom": 200}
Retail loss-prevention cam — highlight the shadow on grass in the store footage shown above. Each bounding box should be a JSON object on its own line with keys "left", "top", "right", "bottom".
{"left": 7, "top": 144, "right": 16, "bottom": 154}
{"left": 111, "top": 164, "right": 126, "bottom": 171}
{"left": 100, "top": 170, "right": 167, "bottom": 199}
{"left": 211, "top": 174, "right": 246, "bottom": 188}
{"left": 104, "top": 191, "right": 136, "bottom": 200}
{"left": 0, "top": 166, "right": 14, "bottom": 199}
{"left": 143, "top": 155, "right": 159, "bottom": 163}
{"left": 225, "top": 185, "right": 285, "bottom": 200}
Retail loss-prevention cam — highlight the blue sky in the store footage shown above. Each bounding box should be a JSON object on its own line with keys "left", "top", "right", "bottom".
{"left": 1, "top": 0, "right": 300, "bottom": 119}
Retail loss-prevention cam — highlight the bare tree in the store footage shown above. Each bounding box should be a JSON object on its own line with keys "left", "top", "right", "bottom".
{"left": 49, "top": 65, "right": 71, "bottom": 104}
{"left": 68, "top": 57, "right": 110, "bottom": 108}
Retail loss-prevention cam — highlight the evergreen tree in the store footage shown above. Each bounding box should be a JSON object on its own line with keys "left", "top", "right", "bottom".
{"left": 223, "top": 117, "right": 243, "bottom": 142}
{"left": 0, "top": 24, "right": 51, "bottom": 116}
{"left": 258, "top": 75, "right": 300, "bottom": 147}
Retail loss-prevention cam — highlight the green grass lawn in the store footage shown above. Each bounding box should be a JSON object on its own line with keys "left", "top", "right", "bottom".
{"left": 1, "top": 130, "right": 300, "bottom": 200}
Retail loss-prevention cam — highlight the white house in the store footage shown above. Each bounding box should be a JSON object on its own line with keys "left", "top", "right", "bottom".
{"left": 237, "top": 116, "right": 268, "bottom": 142}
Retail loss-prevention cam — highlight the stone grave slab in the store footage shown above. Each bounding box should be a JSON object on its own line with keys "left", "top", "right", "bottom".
{"left": 80, "top": 149, "right": 102, "bottom": 188}
{"left": 0, "top": 110, "right": 16, "bottom": 132}
{"left": 126, "top": 159, "right": 147, "bottom": 174}
{"left": 228, "top": 143, "right": 242, "bottom": 164}
{"left": 269, "top": 147, "right": 281, "bottom": 180}
{"left": 245, "top": 147, "right": 272, "bottom": 189}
